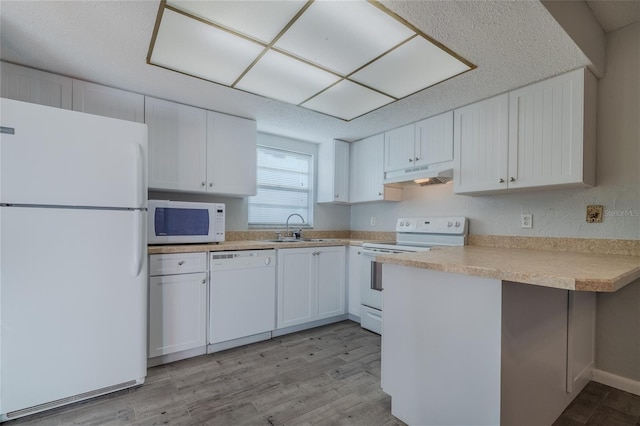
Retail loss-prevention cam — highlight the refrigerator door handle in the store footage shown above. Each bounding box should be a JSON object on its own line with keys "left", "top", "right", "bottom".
{"left": 135, "top": 143, "right": 146, "bottom": 208}
{"left": 134, "top": 209, "right": 146, "bottom": 276}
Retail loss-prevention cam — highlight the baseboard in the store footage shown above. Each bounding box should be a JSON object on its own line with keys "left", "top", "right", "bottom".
{"left": 347, "top": 313, "right": 361, "bottom": 323}
{"left": 592, "top": 369, "right": 640, "bottom": 396}
{"left": 147, "top": 346, "right": 207, "bottom": 367}
{"left": 272, "top": 315, "right": 348, "bottom": 337}
{"left": 207, "top": 331, "right": 272, "bottom": 354}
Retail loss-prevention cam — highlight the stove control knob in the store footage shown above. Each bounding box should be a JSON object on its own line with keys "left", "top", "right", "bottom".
{"left": 455, "top": 221, "right": 461, "bottom": 227}
{"left": 399, "top": 221, "right": 405, "bottom": 226}
{"left": 447, "top": 221, "right": 453, "bottom": 227}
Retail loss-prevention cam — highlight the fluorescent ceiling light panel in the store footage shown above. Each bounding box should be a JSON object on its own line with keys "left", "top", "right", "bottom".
{"left": 274, "top": 0, "right": 414, "bottom": 75}
{"left": 148, "top": 0, "right": 475, "bottom": 121}
{"left": 302, "top": 80, "right": 394, "bottom": 121}
{"left": 150, "top": 9, "right": 264, "bottom": 86}
{"left": 236, "top": 50, "right": 341, "bottom": 105}
{"left": 351, "top": 36, "right": 472, "bottom": 98}
{"left": 167, "top": 0, "right": 307, "bottom": 44}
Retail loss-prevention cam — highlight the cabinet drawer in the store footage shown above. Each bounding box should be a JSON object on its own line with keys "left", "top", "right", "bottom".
{"left": 149, "top": 252, "right": 207, "bottom": 276}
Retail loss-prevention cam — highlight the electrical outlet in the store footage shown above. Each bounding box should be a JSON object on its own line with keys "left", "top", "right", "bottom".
{"left": 370, "top": 216, "right": 376, "bottom": 226}
{"left": 521, "top": 214, "right": 533, "bottom": 229}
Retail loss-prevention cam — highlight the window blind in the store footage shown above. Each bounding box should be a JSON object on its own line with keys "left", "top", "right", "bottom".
{"left": 248, "top": 146, "right": 313, "bottom": 226}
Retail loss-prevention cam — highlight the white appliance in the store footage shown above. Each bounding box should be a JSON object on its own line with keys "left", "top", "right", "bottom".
{"left": 0, "top": 99, "right": 148, "bottom": 421}
{"left": 359, "top": 216, "right": 468, "bottom": 334}
{"left": 148, "top": 200, "right": 225, "bottom": 244}
{"left": 208, "top": 250, "right": 276, "bottom": 353}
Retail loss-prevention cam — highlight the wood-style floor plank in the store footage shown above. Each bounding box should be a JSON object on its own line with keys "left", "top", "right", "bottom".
{"left": 6, "top": 321, "right": 640, "bottom": 425}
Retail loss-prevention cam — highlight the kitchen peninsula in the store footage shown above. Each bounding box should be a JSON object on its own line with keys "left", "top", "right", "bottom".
{"left": 377, "top": 246, "right": 640, "bottom": 425}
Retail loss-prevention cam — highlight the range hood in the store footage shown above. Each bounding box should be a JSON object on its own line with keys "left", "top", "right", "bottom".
{"left": 383, "top": 161, "right": 454, "bottom": 185}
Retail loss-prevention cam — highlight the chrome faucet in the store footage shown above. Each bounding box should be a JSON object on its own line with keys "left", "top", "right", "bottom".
{"left": 285, "top": 213, "right": 305, "bottom": 238}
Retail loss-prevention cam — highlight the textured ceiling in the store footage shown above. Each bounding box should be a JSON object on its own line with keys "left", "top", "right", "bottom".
{"left": 0, "top": 0, "right": 621, "bottom": 144}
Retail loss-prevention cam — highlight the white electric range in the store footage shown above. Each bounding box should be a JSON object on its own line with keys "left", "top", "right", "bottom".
{"left": 358, "top": 216, "right": 468, "bottom": 334}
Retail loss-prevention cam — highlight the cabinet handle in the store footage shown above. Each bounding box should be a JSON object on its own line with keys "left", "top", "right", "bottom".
{"left": 510, "top": 177, "right": 516, "bottom": 182}
{"left": 201, "top": 182, "right": 205, "bottom": 187}
{"left": 178, "top": 260, "right": 185, "bottom": 265}
{"left": 499, "top": 178, "right": 505, "bottom": 183}
{"left": 408, "top": 158, "right": 413, "bottom": 162}
{"left": 335, "top": 194, "right": 339, "bottom": 198}
{"left": 415, "top": 157, "right": 419, "bottom": 161}
{"left": 357, "top": 251, "right": 362, "bottom": 255}
{"left": 209, "top": 182, "right": 213, "bottom": 187}
{"left": 378, "top": 192, "right": 383, "bottom": 196}
{"left": 201, "top": 279, "right": 206, "bottom": 284}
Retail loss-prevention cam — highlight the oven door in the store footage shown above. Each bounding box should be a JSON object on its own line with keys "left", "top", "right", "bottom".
{"left": 360, "top": 249, "right": 384, "bottom": 310}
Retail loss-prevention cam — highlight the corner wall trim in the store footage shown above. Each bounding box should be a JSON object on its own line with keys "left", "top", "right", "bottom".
{"left": 592, "top": 369, "right": 640, "bottom": 396}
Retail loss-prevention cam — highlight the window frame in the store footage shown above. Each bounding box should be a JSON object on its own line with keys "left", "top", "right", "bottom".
{"left": 248, "top": 144, "right": 314, "bottom": 228}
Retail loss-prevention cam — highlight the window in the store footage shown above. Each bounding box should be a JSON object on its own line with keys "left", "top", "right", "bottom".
{"left": 248, "top": 146, "right": 313, "bottom": 227}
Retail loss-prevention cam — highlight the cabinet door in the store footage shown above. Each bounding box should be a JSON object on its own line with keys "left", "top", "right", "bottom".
{"left": 334, "top": 140, "right": 350, "bottom": 202}
{"left": 318, "top": 140, "right": 349, "bottom": 203}
{"left": 508, "top": 69, "right": 589, "bottom": 189}
{"left": 453, "top": 94, "right": 509, "bottom": 194}
{"left": 0, "top": 62, "right": 72, "bottom": 109}
{"left": 316, "top": 247, "right": 346, "bottom": 320}
{"left": 206, "top": 111, "right": 257, "bottom": 196}
{"left": 415, "top": 111, "right": 454, "bottom": 167}
{"left": 384, "top": 124, "right": 415, "bottom": 172}
{"left": 145, "top": 97, "right": 207, "bottom": 192}
{"left": 350, "top": 134, "right": 391, "bottom": 203}
{"left": 148, "top": 272, "right": 207, "bottom": 358}
{"left": 72, "top": 80, "right": 144, "bottom": 123}
{"left": 347, "top": 247, "right": 364, "bottom": 317}
{"left": 277, "top": 248, "right": 315, "bottom": 328}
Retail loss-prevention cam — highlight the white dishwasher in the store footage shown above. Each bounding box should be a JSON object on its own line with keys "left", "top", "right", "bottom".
{"left": 208, "top": 250, "right": 276, "bottom": 353}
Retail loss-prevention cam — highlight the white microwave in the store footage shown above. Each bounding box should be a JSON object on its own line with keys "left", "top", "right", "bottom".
{"left": 148, "top": 200, "right": 225, "bottom": 244}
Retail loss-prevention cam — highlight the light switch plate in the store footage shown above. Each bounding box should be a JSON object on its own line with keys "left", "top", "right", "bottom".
{"left": 586, "top": 205, "right": 603, "bottom": 223}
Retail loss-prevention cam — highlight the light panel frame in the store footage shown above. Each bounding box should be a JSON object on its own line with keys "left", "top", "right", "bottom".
{"left": 148, "top": 0, "right": 476, "bottom": 121}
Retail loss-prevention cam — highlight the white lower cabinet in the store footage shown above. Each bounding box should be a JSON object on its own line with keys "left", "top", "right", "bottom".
{"left": 347, "top": 246, "right": 364, "bottom": 319}
{"left": 148, "top": 253, "right": 208, "bottom": 360}
{"left": 277, "top": 246, "right": 346, "bottom": 329}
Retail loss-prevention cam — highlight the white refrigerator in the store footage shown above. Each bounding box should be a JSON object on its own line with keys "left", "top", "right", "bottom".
{"left": 0, "top": 98, "right": 148, "bottom": 421}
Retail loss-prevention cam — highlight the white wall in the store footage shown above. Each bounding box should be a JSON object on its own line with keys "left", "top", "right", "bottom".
{"left": 592, "top": 22, "right": 640, "bottom": 384}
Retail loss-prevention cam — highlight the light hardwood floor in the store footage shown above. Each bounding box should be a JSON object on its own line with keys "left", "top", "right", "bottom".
{"left": 6, "top": 321, "right": 404, "bottom": 425}
{"left": 6, "top": 321, "right": 640, "bottom": 425}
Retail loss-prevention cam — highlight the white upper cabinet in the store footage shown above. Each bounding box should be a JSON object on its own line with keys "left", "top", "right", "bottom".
{"left": 454, "top": 68, "right": 596, "bottom": 195}
{"left": 318, "top": 140, "right": 350, "bottom": 203}
{"left": 146, "top": 96, "right": 257, "bottom": 196}
{"left": 384, "top": 124, "right": 416, "bottom": 172}
{"left": 0, "top": 62, "right": 72, "bottom": 109}
{"left": 350, "top": 134, "right": 402, "bottom": 203}
{"left": 206, "top": 111, "right": 257, "bottom": 196}
{"left": 146, "top": 96, "right": 208, "bottom": 192}
{"left": 453, "top": 94, "right": 510, "bottom": 193}
{"left": 415, "top": 111, "right": 454, "bottom": 167}
{"left": 384, "top": 111, "right": 454, "bottom": 182}
{"left": 508, "top": 68, "right": 596, "bottom": 190}
{"left": 72, "top": 80, "right": 144, "bottom": 123}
